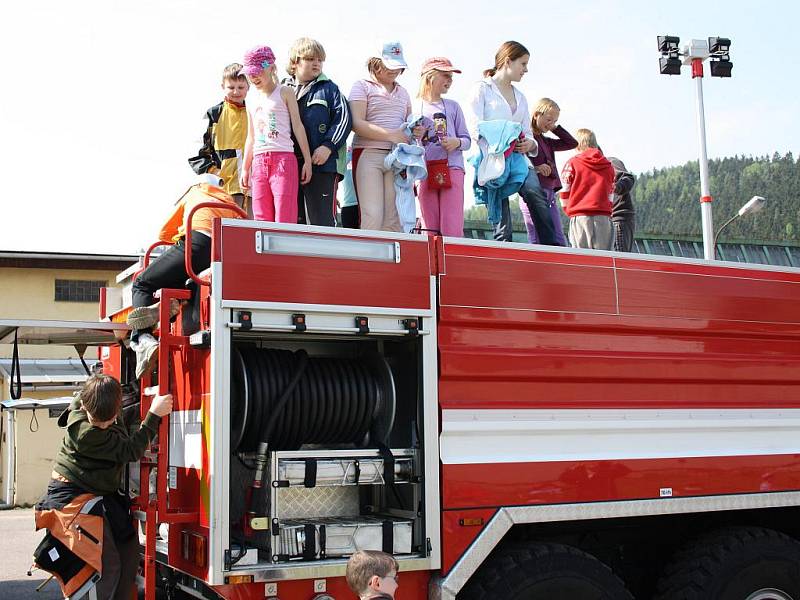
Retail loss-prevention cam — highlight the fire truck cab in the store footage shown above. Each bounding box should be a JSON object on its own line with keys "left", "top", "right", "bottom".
{"left": 5, "top": 218, "right": 800, "bottom": 600}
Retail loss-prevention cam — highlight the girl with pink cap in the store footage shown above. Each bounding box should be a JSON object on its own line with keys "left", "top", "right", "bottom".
{"left": 240, "top": 45, "right": 313, "bottom": 223}
{"left": 416, "top": 57, "right": 471, "bottom": 237}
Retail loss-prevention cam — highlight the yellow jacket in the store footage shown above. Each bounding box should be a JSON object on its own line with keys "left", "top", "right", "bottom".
{"left": 188, "top": 100, "right": 248, "bottom": 196}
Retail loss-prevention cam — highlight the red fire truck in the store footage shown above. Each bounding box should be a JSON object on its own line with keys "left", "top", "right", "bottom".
{"left": 4, "top": 217, "right": 800, "bottom": 600}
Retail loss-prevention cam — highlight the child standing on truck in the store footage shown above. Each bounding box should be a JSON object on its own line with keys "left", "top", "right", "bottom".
{"left": 519, "top": 97, "right": 577, "bottom": 245}
{"left": 35, "top": 375, "right": 173, "bottom": 600}
{"left": 239, "top": 45, "right": 313, "bottom": 223}
{"left": 559, "top": 128, "right": 616, "bottom": 250}
{"left": 467, "top": 41, "right": 541, "bottom": 242}
{"left": 608, "top": 156, "right": 636, "bottom": 252}
{"left": 349, "top": 42, "right": 421, "bottom": 232}
{"left": 127, "top": 174, "right": 243, "bottom": 378}
{"left": 188, "top": 63, "right": 253, "bottom": 218}
{"left": 282, "top": 38, "right": 352, "bottom": 227}
{"left": 345, "top": 550, "right": 400, "bottom": 599}
{"left": 417, "top": 56, "right": 471, "bottom": 237}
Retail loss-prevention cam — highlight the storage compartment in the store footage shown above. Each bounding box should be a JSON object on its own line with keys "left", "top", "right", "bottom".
{"left": 278, "top": 517, "right": 413, "bottom": 560}
{"left": 226, "top": 328, "right": 427, "bottom": 571}
{"left": 275, "top": 450, "right": 415, "bottom": 488}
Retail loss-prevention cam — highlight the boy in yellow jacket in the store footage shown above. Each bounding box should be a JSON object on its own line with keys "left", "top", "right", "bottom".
{"left": 188, "top": 63, "right": 252, "bottom": 217}
{"left": 127, "top": 174, "right": 242, "bottom": 377}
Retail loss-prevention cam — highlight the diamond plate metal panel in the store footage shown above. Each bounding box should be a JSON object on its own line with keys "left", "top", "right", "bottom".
{"left": 276, "top": 486, "right": 359, "bottom": 519}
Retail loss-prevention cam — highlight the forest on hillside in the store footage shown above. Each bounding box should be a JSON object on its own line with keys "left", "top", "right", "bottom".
{"left": 464, "top": 153, "right": 800, "bottom": 244}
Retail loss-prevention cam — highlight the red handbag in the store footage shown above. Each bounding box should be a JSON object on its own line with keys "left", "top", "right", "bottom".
{"left": 426, "top": 159, "right": 452, "bottom": 190}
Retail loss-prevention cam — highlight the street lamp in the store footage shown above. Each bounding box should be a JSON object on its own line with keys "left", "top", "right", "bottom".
{"left": 658, "top": 35, "right": 733, "bottom": 260}
{"left": 713, "top": 196, "right": 766, "bottom": 254}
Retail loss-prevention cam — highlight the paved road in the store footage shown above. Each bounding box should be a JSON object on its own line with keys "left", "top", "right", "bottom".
{"left": 0, "top": 508, "right": 63, "bottom": 599}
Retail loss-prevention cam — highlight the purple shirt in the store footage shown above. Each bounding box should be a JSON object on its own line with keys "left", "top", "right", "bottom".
{"left": 529, "top": 125, "right": 578, "bottom": 190}
{"left": 419, "top": 98, "right": 471, "bottom": 171}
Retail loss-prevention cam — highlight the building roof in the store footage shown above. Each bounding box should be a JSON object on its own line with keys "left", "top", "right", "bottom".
{"left": 1, "top": 396, "right": 73, "bottom": 411}
{"left": 0, "top": 319, "right": 129, "bottom": 346}
{"left": 0, "top": 359, "right": 90, "bottom": 384}
{"left": 0, "top": 250, "right": 139, "bottom": 271}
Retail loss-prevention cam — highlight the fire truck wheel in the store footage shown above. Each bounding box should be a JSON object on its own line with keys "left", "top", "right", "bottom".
{"left": 458, "top": 542, "right": 633, "bottom": 600}
{"left": 654, "top": 526, "right": 800, "bottom": 600}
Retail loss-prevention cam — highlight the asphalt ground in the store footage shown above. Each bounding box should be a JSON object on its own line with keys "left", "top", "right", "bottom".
{"left": 0, "top": 507, "right": 63, "bottom": 599}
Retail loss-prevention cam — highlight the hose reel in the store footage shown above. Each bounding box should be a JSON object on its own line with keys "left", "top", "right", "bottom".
{"left": 231, "top": 347, "right": 396, "bottom": 452}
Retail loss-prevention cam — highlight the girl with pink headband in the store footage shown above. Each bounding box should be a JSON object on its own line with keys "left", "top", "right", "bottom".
{"left": 240, "top": 45, "right": 313, "bottom": 223}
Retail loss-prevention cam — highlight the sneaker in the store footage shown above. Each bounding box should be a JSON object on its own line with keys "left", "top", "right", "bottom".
{"left": 127, "top": 299, "right": 181, "bottom": 331}
{"left": 131, "top": 333, "right": 159, "bottom": 379}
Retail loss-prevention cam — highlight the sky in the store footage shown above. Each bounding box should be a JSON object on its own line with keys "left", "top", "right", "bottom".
{"left": 2, "top": 0, "right": 798, "bottom": 254}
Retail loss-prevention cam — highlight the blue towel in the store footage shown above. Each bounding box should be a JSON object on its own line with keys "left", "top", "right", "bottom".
{"left": 385, "top": 127, "right": 428, "bottom": 232}
{"left": 470, "top": 120, "right": 527, "bottom": 224}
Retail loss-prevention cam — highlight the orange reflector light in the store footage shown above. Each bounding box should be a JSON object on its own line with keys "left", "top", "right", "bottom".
{"left": 459, "top": 517, "right": 484, "bottom": 527}
{"left": 181, "top": 530, "right": 208, "bottom": 568}
{"left": 226, "top": 575, "right": 254, "bottom": 585}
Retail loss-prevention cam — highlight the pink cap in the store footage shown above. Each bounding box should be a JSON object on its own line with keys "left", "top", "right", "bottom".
{"left": 239, "top": 45, "right": 276, "bottom": 77}
{"left": 420, "top": 56, "right": 461, "bottom": 75}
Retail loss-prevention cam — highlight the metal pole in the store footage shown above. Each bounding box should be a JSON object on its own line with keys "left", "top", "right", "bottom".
{"left": 3, "top": 410, "right": 15, "bottom": 506}
{"left": 692, "top": 58, "right": 715, "bottom": 260}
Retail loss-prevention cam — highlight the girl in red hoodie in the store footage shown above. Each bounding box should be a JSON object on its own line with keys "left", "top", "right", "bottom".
{"left": 559, "top": 129, "right": 616, "bottom": 250}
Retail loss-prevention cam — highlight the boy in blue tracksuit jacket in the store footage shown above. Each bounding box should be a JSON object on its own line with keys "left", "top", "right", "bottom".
{"left": 283, "top": 38, "right": 352, "bottom": 227}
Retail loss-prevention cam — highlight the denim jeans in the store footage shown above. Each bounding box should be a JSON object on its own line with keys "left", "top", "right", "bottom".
{"left": 492, "top": 169, "right": 540, "bottom": 242}
{"left": 519, "top": 169, "right": 561, "bottom": 246}
{"left": 520, "top": 187, "right": 567, "bottom": 246}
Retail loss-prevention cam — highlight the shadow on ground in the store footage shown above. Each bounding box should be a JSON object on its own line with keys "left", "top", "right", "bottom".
{"left": 0, "top": 578, "right": 63, "bottom": 599}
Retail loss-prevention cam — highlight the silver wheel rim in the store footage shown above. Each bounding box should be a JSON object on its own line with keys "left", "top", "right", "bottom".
{"left": 745, "top": 589, "right": 794, "bottom": 600}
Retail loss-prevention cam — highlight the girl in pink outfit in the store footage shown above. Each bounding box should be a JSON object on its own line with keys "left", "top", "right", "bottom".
{"left": 240, "top": 45, "right": 312, "bottom": 223}
{"left": 416, "top": 57, "right": 471, "bottom": 237}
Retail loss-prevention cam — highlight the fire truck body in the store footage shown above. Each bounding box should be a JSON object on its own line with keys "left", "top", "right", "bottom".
{"left": 167, "top": 221, "right": 800, "bottom": 599}
{"left": 6, "top": 219, "right": 800, "bottom": 599}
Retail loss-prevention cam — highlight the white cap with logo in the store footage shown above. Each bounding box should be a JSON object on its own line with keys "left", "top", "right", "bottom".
{"left": 380, "top": 42, "right": 407, "bottom": 70}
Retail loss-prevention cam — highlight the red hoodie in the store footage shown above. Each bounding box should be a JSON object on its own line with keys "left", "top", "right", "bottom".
{"left": 559, "top": 148, "right": 615, "bottom": 217}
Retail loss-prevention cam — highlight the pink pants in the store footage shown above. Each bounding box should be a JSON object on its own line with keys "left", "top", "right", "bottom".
{"left": 417, "top": 167, "right": 465, "bottom": 237}
{"left": 250, "top": 152, "right": 299, "bottom": 223}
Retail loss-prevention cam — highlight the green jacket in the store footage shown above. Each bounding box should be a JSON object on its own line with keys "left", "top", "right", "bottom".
{"left": 52, "top": 397, "right": 161, "bottom": 496}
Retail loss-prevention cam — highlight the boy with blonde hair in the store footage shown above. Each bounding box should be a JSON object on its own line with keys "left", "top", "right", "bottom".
{"left": 282, "top": 37, "right": 352, "bottom": 227}
{"left": 345, "top": 550, "right": 399, "bottom": 599}
{"left": 559, "top": 128, "right": 616, "bottom": 250}
{"left": 189, "top": 63, "right": 252, "bottom": 217}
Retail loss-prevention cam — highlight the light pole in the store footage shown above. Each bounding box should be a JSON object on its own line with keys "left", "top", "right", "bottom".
{"left": 658, "top": 36, "right": 733, "bottom": 260}
{"left": 713, "top": 195, "right": 766, "bottom": 255}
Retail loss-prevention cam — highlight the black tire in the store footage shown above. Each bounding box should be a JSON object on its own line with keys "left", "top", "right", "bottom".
{"left": 458, "top": 542, "right": 634, "bottom": 600}
{"left": 654, "top": 526, "right": 800, "bottom": 600}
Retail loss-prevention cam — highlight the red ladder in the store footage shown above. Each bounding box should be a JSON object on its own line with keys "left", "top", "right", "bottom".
{"left": 138, "top": 287, "right": 197, "bottom": 600}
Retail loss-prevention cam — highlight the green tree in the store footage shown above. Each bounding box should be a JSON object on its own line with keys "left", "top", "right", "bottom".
{"left": 636, "top": 154, "right": 799, "bottom": 243}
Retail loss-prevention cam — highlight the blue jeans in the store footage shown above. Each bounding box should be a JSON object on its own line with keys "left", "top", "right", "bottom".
{"left": 493, "top": 169, "right": 551, "bottom": 242}
{"left": 518, "top": 170, "right": 562, "bottom": 246}
{"left": 520, "top": 187, "right": 567, "bottom": 245}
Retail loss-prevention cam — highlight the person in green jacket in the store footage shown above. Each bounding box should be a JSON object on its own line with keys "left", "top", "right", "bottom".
{"left": 46, "top": 374, "right": 173, "bottom": 600}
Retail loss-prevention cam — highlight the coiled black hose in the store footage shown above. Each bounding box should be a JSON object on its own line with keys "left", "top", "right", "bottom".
{"left": 231, "top": 347, "right": 395, "bottom": 452}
